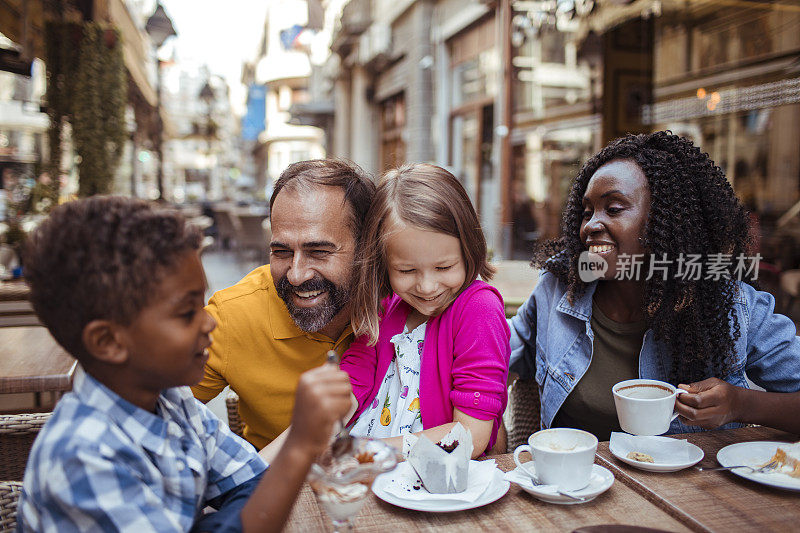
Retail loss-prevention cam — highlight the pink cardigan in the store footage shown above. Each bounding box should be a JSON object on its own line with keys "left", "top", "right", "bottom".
{"left": 341, "top": 280, "right": 510, "bottom": 450}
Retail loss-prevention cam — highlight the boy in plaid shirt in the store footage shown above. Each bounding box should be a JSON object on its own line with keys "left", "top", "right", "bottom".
{"left": 17, "top": 196, "right": 352, "bottom": 532}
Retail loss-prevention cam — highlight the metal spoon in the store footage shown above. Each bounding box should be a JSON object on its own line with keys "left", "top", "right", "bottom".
{"left": 528, "top": 474, "right": 588, "bottom": 502}
{"left": 326, "top": 350, "right": 355, "bottom": 458}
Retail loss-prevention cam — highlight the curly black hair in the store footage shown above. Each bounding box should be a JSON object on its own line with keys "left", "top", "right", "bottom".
{"left": 532, "top": 131, "right": 753, "bottom": 383}
{"left": 23, "top": 196, "right": 202, "bottom": 362}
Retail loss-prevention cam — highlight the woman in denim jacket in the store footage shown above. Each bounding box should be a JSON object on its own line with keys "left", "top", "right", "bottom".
{"left": 509, "top": 131, "right": 800, "bottom": 440}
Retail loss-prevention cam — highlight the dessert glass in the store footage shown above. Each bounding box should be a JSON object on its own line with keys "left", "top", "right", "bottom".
{"left": 308, "top": 437, "right": 398, "bottom": 532}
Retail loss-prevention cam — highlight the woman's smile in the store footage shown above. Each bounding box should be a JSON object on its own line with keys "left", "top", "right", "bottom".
{"left": 587, "top": 243, "right": 615, "bottom": 254}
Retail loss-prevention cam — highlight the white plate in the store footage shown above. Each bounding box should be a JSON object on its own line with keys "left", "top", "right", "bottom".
{"left": 511, "top": 463, "right": 614, "bottom": 505}
{"left": 610, "top": 442, "right": 704, "bottom": 472}
{"left": 371, "top": 467, "right": 510, "bottom": 512}
{"left": 717, "top": 441, "right": 800, "bottom": 491}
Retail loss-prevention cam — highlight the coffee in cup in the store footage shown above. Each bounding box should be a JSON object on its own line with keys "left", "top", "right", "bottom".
{"left": 616, "top": 383, "right": 673, "bottom": 399}
{"left": 513, "top": 428, "right": 598, "bottom": 491}
{"left": 612, "top": 379, "right": 687, "bottom": 436}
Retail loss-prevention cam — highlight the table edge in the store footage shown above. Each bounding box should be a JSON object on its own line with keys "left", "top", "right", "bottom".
{"left": 594, "top": 453, "right": 710, "bottom": 533}
{"left": 0, "top": 360, "right": 77, "bottom": 394}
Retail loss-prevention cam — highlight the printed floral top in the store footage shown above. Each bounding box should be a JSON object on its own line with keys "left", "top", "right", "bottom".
{"left": 350, "top": 322, "right": 426, "bottom": 438}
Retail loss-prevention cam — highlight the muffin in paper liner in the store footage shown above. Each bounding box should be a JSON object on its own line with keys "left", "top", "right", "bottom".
{"left": 407, "top": 422, "right": 473, "bottom": 493}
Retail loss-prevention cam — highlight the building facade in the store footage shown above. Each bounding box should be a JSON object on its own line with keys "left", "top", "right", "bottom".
{"left": 0, "top": 44, "right": 48, "bottom": 199}
{"left": 0, "top": 0, "right": 173, "bottom": 200}
{"left": 245, "top": 0, "right": 326, "bottom": 196}
{"left": 161, "top": 66, "right": 239, "bottom": 202}
{"left": 300, "top": 0, "right": 799, "bottom": 267}
{"left": 312, "top": 0, "right": 511, "bottom": 254}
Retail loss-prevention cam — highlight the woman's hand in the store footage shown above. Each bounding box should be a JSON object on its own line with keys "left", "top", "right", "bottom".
{"left": 674, "top": 378, "right": 743, "bottom": 429}
{"left": 677, "top": 381, "right": 800, "bottom": 434}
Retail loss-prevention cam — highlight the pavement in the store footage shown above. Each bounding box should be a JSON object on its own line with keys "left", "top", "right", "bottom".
{"left": 202, "top": 248, "right": 261, "bottom": 299}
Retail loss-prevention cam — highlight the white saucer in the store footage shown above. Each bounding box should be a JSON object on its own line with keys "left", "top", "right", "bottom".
{"left": 509, "top": 463, "right": 614, "bottom": 505}
{"left": 610, "top": 442, "right": 704, "bottom": 472}
{"left": 717, "top": 441, "right": 800, "bottom": 491}
{"left": 372, "top": 467, "right": 510, "bottom": 512}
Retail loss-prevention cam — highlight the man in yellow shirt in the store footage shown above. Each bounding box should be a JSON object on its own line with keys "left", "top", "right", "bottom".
{"left": 192, "top": 160, "right": 375, "bottom": 449}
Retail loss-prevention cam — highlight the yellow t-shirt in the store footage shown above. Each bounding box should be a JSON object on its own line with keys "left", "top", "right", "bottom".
{"left": 192, "top": 266, "right": 354, "bottom": 449}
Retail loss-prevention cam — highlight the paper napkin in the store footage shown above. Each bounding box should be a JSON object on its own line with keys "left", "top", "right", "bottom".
{"left": 382, "top": 459, "right": 498, "bottom": 502}
{"left": 609, "top": 432, "right": 692, "bottom": 464}
{"left": 407, "top": 423, "right": 473, "bottom": 493}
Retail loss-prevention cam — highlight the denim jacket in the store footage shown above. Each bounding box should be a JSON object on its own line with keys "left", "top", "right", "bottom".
{"left": 509, "top": 271, "right": 800, "bottom": 434}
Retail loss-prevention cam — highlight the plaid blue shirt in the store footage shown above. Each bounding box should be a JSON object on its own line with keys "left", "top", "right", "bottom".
{"left": 18, "top": 366, "right": 267, "bottom": 532}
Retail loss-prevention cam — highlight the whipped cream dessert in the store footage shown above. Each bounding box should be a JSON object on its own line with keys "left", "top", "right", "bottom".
{"left": 316, "top": 483, "right": 370, "bottom": 521}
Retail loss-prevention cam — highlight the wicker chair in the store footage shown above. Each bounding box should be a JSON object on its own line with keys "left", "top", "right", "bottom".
{"left": 213, "top": 208, "right": 242, "bottom": 250}
{"left": 0, "top": 481, "right": 22, "bottom": 532}
{"left": 507, "top": 377, "right": 541, "bottom": 451}
{"left": 235, "top": 215, "right": 270, "bottom": 264}
{"left": 0, "top": 413, "right": 51, "bottom": 481}
{"left": 225, "top": 391, "right": 244, "bottom": 438}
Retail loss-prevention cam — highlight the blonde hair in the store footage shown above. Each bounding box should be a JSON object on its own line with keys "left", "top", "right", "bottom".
{"left": 351, "top": 163, "right": 494, "bottom": 344}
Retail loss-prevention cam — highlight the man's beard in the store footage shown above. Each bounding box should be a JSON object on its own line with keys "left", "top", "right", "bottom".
{"left": 275, "top": 274, "right": 351, "bottom": 333}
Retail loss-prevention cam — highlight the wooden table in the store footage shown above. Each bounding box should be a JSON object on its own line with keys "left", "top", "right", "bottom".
{"left": 0, "top": 280, "right": 39, "bottom": 327}
{"left": 285, "top": 454, "right": 691, "bottom": 532}
{"left": 0, "top": 326, "right": 76, "bottom": 396}
{"left": 0, "top": 280, "right": 30, "bottom": 302}
{"left": 595, "top": 427, "right": 800, "bottom": 532}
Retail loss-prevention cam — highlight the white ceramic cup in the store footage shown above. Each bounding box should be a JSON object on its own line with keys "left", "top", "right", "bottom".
{"left": 612, "top": 378, "right": 688, "bottom": 436}
{"left": 513, "top": 428, "right": 598, "bottom": 491}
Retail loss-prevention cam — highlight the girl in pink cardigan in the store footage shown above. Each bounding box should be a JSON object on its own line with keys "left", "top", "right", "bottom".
{"left": 341, "top": 164, "right": 510, "bottom": 457}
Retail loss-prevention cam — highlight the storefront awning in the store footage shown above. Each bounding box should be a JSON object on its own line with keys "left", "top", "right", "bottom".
{"left": 288, "top": 101, "right": 334, "bottom": 128}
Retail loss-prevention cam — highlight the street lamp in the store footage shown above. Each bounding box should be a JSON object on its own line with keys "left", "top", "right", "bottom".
{"left": 199, "top": 80, "right": 215, "bottom": 142}
{"left": 198, "top": 80, "right": 216, "bottom": 197}
{"left": 199, "top": 80, "right": 215, "bottom": 105}
{"left": 145, "top": 3, "right": 176, "bottom": 200}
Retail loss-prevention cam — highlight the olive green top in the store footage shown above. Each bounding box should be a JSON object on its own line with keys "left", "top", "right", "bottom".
{"left": 551, "top": 300, "right": 647, "bottom": 441}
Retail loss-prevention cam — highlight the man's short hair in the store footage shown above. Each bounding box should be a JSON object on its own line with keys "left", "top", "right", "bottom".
{"left": 270, "top": 159, "right": 375, "bottom": 245}
{"left": 22, "top": 196, "right": 202, "bottom": 362}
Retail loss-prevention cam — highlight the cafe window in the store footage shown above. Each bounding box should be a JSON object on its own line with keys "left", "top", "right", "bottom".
{"left": 510, "top": 124, "right": 598, "bottom": 245}
{"left": 380, "top": 93, "right": 406, "bottom": 171}
{"left": 541, "top": 30, "right": 566, "bottom": 65}
{"left": 512, "top": 26, "right": 590, "bottom": 116}
{"left": 452, "top": 52, "right": 499, "bottom": 108}
{"left": 447, "top": 15, "right": 498, "bottom": 220}
{"left": 449, "top": 15, "right": 498, "bottom": 108}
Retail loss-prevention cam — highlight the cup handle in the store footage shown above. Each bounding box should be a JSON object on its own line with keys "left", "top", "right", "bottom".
{"left": 513, "top": 444, "right": 537, "bottom": 479}
{"left": 670, "top": 388, "right": 689, "bottom": 421}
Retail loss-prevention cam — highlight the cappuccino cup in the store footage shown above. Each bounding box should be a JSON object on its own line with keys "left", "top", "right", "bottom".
{"left": 513, "top": 428, "right": 598, "bottom": 491}
{"left": 612, "top": 379, "right": 687, "bottom": 436}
